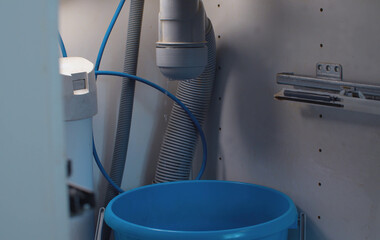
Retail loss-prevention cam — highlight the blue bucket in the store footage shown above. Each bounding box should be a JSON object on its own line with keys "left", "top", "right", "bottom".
{"left": 105, "top": 180, "right": 297, "bottom": 240}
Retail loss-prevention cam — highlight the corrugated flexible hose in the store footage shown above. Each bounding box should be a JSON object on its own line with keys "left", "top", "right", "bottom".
{"left": 154, "top": 21, "right": 216, "bottom": 183}
{"left": 102, "top": 0, "right": 145, "bottom": 239}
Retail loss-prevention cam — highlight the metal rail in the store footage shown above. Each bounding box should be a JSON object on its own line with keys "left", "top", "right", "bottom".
{"left": 277, "top": 73, "right": 380, "bottom": 99}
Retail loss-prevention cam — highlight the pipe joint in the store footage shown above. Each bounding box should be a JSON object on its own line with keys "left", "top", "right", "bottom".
{"left": 156, "top": 0, "right": 207, "bottom": 80}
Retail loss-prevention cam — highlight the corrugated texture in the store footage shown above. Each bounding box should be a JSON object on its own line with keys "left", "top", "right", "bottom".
{"left": 154, "top": 22, "right": 216, "bottom": 183}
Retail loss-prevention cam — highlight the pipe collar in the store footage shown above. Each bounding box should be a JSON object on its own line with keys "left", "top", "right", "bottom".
{"left": 156, "top": 0, "right": 207, "bottom": 80}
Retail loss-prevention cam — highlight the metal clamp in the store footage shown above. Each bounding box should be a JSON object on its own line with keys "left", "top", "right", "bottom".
{"left": 299, "top": 212, "right": 306, "bottom": 240}
{"left": 94, "top": 207, "right": 105, "bottom": 240}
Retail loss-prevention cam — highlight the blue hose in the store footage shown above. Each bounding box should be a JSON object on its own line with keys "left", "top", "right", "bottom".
{"left": 58, "top": 32, "right": 67, "bottom": 58}
{"left": 95, "top": 71, "right": 208, "bottom": 182}
{"left": 95, "top": 0, "right": 126, "bottom": 72}
{"left": 93, "top": 136, "right": 124, "bottom": 193}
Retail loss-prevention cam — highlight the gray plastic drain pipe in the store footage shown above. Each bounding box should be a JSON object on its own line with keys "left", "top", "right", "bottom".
{"left": 154, "top": 20, "right": 216, "bottom": 183}
{"left": 102, "top": 0, "right": 144, "bottom": 239}
{"left": 156, "top": 0, "right": 208, "bottom": 80}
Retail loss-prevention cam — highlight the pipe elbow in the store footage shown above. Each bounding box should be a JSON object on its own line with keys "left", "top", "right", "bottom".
{"left": 156, "top": 0, "right": 207, "bottom": 80}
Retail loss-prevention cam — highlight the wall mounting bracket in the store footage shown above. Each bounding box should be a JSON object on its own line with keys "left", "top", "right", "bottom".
{"left": 275, "top": 63, "right": 380, "bottom": 115}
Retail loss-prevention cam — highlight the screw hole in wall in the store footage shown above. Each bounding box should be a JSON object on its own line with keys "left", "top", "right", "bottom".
{"left": 318, "top": 182, "right": 322, "bottom": 186}
{"left": 319, "top": 148, "right": 322, "bottom": 152}
{"left": 320, "top": 8, "right": 324, "bottom": 12}
{"left": 320, "top": 43, "right": 324, "bottom": 48}
{"left": 319, "top": 114, "right": 323, "bottom": 118}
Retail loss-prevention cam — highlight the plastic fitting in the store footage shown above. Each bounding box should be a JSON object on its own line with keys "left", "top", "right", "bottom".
{"left": 59, "top": 57, "right": 98, "bottom": 121}
{"left": 156, "top": 0, "right": 207, "bottom": 80}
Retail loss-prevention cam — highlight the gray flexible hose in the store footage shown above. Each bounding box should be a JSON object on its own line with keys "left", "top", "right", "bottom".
{"left": 154, "top": 20, "right": 216, "bottom": 183}
{"left": 102, "top": 0, "right": 144, "bottom": 239}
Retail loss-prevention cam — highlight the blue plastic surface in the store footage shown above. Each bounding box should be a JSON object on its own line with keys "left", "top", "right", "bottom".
{"left": 105, "top": 180, "right": 297, "bottom": 240}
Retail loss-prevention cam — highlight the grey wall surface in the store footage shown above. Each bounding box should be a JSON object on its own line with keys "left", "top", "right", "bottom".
{"left": 203, "top": 1, "right": 380, "bottom": 239}
{"left": 60, "top": 0, "right": 380, "bottom": 239}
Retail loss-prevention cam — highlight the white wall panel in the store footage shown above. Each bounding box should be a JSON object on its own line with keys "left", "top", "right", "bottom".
{"left": 0, "top": 1, "right": 69, "bottom": 239}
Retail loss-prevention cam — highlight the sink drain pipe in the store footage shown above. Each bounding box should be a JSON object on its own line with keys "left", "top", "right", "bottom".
{"left": 102, "top": 0, "right": 145, "bottom": 239}
{"left": 154, "top": 18, "right": 216, "bottom": 182}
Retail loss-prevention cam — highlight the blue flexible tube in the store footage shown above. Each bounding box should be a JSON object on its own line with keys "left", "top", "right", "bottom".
{"left": 93, "top": 136, "right": 124, "bottom": 193}
{"left": 95, "top": 0, "right": 126, "bottom": 72}
{"left": 95, "top": 70, "right": 207, "bottom": 182}
{"left": 58, "top": 32, "right": 67, "bottom": 58}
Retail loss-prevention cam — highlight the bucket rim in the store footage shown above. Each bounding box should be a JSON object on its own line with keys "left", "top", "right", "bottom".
{"left": 105, "top": 180, "right": 297, "bottom": 239}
